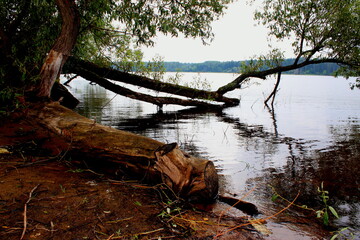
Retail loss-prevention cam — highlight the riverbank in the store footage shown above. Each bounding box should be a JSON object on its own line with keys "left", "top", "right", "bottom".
{"left": 0, "top": 111, "right": 264, "bottom": 240}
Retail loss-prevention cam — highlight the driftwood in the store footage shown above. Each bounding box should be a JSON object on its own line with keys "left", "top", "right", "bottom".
{"left": 29, "top": 102, "right": 219, "bottom": 202}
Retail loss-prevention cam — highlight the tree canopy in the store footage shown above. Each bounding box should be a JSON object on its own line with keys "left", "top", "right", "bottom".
{"left": 254, "top": 0, "right": 359, "bottom": 76}
{"left": 0, "top": 0, "right": 359, "bottom": 111}
{"left": 0, "top": 0, "right": 232, "bottom": 105}
{"left": 218, "top": 0, "right": 359, "bottom": 95}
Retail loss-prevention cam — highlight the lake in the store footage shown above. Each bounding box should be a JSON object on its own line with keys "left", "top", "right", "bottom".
{"left": 62, "top": 73, "right": 360, "bottom": 239}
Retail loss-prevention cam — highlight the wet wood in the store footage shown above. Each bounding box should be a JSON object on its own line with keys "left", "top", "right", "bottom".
{"left": 29, "top": 102, "right": 219, "bottom": 202}
{"left": 51, "top": 82, "right": 79, "bottom": 109}
{"left": 218, "top": 195, "right": 259, "bottom": 216}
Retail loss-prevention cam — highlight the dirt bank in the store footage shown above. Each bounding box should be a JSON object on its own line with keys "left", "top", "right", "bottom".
{"left": 0, "top": 113, "right": 263, "bottom": 240}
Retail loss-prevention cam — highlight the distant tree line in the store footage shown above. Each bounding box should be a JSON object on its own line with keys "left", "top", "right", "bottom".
{"left": 162, "top": 59, "right": 340, "bottom": 75}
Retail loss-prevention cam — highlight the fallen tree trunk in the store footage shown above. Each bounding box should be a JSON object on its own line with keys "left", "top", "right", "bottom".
{"left": 29, "top": 102, "right": 219, "bottom": 202}
{"left": 65, "top": 57, "right": 240, "bottom": 107}
{"left": 70, "top": 65, "right": 224, "bottom": 109}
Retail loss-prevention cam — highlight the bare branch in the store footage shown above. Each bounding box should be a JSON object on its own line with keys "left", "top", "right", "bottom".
{"left": 66, "top": 57, "right": 240, "bottom": 107}
{"left": 72, "top": 65, "right": 226, "bottom": 109}
{"left": 217, "top": 58, "right": 354, "bottom": 95}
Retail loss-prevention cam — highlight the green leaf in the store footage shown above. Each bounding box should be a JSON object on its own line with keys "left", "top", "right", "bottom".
{"left": 328, "top": 206, "right": 339, "bottom": 218}
{"left": 134, "top": 201, "right": 142, "bottom": 206}
{"left": 330, "top": 234, "right": 339, "bottom": 240}
{"left": 323, "top": 211, "right": 329, "bottom": 226}
{"left": 316, "top": 210, "right": 323, "bottom": 218}
{"left": 271, "top": 194, "right": 279, "bottom": 202}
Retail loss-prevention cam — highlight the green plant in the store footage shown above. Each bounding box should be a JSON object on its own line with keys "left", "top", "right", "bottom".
{"left": 269, "top": 183, "right": 339, "bottom": 226}
{"left": 82, "top": 197, "right": 89, "bottom": 204}
{"left": 0, "top": 87, "right": 26, "bottom": 116}
{"left": 185, "top": 73, "right": 211, "bottom": 91}
{"left": 331, "top": 227, "right": 356, "bottom": 240}
{"left": 316, "top": 182, "right": 339, "bottom": 226}
{"left": 157, "top": 200, "right": 182, "bottom": 220}
{"left": 115, "top": 228, "right": 121, "bottom": 236}
{"left": 59, "top": 184, "right": 66, "bottom": 193}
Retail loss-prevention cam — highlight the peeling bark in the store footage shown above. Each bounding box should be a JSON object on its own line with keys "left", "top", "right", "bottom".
{"left": 37, "top": 0, "right": 80, "bottom": 98}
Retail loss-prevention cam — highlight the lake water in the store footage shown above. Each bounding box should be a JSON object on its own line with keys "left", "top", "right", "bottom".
{"left": 62, "top": 73, "right": 360, "bottom": 239}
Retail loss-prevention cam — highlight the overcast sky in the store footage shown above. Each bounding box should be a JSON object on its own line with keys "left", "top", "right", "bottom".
{"left": 141, "top": 1, "right": 294, "bottom": 63}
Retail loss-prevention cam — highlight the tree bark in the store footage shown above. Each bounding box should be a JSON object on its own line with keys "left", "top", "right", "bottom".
{"left": 66, "top": 57, "right": 240, "bottom": 107}
{"left": 36, "top": 0, "right": 80, "bottom": 98}
{"left": 29, "top": 102, "right": 219, "bottom": 202}
{"left": 71, "top": 65, "right": 225, "bottom": 109}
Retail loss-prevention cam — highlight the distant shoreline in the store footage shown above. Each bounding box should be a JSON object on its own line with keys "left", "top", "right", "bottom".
{"left": 163, "top": 71, "right": 336, "bottom": 77}
{"left": 161, "top": 59, "right": 339, "bottom": 76}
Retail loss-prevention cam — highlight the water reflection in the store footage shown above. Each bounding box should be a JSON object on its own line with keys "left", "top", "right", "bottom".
{"left": 63, "top": 74, "right": 360, "bottom": 238}
{"left": 256, "top": 126, "right": 360, "bottom": 236}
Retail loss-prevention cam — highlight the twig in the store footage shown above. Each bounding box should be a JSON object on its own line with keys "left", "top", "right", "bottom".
{"left": 105, "top": 217, "right": 134, "bottom": 224}
{"left": 20, "top": 184, "right": 40, "bottom": 240}
{"left": 214, "top": 191, "right": 300, "bottom": 239}
{"left": 110, "top": 228, "right": 165, "bottom": 239}
{"left": 217, "top": 185, "right": 257, "bottom": 225}
{"left": 269, "top": 185, "right": 316, "bottom": 212}
{"left": 264, "top": 72, "right": 281, "bottom": 106}
{"left": 63, "top": 74, "right": 78, "bottom": 86}
{"left": 106, "top": 234, "right": 114, "bottom": 240}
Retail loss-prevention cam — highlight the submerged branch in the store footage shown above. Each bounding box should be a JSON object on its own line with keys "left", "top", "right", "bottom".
{"left": 66, "top": 57, "right": 239, "bottom": 107}
{"left": 264, "top": 72, "right": 282, "bottom": 106}
{"left": 71, "top": 65, "right": 225, "bottom": 109}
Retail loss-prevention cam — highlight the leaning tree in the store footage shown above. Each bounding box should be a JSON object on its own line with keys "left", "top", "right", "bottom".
{"left": 1, "top": 0, "right": 357, "bottom": 110}
{"left": 218, "top": 0, "right": 359, "bottom": 105}
{"left": 0, "top": 0, "right": 238, "bottom": 109}
{"left": 0, "top": 0, "right": 238, "bottom": 202}
{"left": 0, "top": 0, "right": 358, "bottom": 203}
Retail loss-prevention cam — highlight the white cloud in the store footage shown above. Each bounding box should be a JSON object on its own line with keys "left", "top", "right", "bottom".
{"left": 142, "top": 1, "right": 294, "bottom": 62}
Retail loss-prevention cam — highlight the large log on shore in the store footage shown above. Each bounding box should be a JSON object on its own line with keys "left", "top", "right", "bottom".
{"left": 29, "top": 102, "right": 218, "bottom": 202}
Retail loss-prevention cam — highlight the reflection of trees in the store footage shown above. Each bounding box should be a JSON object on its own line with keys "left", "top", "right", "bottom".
{"left": 72, "top": 90, "right": 360, "bottom": 230}
{"left": 266, "top": 123, "right": 360, "bottom": 203}
{"left": 258, "top": 122, "right": 360, "bottom": 231}
{"left": 68, "top": 80, "right": 146, "bottom": 125}
{"left": 218, "top": 112, "right": 281, "bottom": 156}
{"left": 115, "top": 106, "right": 310, "bottom": 168}
{"left": 74, "top": 83, "right": 111, "bottom": 120}
{"left": 115, "top": 108, "right": 213, "bottom": 157}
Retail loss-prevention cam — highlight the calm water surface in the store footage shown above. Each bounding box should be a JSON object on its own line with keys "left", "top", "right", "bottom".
{"left": 63, "top": 73, "right": 360, "bottom": 239}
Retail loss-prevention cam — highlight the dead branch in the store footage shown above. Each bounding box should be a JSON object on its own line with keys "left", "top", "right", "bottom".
{"left": 69, "top": 66, "right": 225, "bottom": 109}
{"left": 20, "top": 184, "right": 40, "bottom": 240}
{"left": 264, "top": 72, "right": 282, "bottom": 106}
{"left": 65, "top": 57, "right": 239, "bottom": 107}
